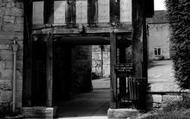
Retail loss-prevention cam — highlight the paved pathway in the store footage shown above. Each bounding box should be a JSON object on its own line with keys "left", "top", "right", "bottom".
{"left": 92, "top": 78, "right": 110, "bottom": 89}
{"left": 56, "top": 60, "right": 177, "bottom": 119}
{"left": 148, "top": 60, "right": 180, "bottom": 92}
{"left": 56, "top": 89, "right": 110, "bottom": 119}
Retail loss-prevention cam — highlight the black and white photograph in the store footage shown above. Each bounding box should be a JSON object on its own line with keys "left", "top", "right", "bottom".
{"left": 0, "top": 0, "right": 190, "bottom": 118}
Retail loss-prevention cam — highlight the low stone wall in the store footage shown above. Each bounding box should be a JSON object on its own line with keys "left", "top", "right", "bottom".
{"left": 23, "top": 107, "right": 54, "bottom": 119}
{"left": 0, "top": 0, "right": 23, "bottom": 111}
{"left": 107, "top": 108, "right": 139, "bottom": 119}
{"left": 147, "top": 93, "right": 184, "bottom": 109}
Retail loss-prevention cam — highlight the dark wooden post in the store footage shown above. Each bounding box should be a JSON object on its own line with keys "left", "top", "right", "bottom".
{"left": 110, "top": 31, "right": 117, "bottom": 108}
{"left": 88, "top": 0, "right": 98, "bottom": 25}
{"left": 46, "top": 35, "right": 53, "bottom": 107}
{"left": 44, "top": 0, "right": 54, "bottom": 107}
{"left": 100, "top": 45, "right": 104, "bottom": 77}
{"left": 23, "top": 0, "right": 33, "bottom": 106}
{"left": 132, "top": 0, "right": 147, "bottom": 109}
{"left": 118, "top": 46, "right": 127, "bottom": 99}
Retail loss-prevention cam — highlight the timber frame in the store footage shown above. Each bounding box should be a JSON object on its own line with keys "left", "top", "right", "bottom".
{"left": 23, "top": 0, "right": 154, "bottom": 109}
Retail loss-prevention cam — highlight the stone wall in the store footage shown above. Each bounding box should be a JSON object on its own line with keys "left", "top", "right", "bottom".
{"left": 0, "top": 0, "right": 23, "bottom": 111}
{"left": 92, "top": 45, "right": 110, "bottom": 78}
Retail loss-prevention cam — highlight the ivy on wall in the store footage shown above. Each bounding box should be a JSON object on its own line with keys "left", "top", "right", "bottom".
{"left": 166, "top": 0, "right": 190, "bottom": 89}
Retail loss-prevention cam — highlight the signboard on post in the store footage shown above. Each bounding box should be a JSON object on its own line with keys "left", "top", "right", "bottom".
{"left": 115, "top": 63, "right": 134, "bottom": 77}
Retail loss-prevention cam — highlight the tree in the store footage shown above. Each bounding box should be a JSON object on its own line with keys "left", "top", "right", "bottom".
{"left": 166, "top": 0, "right": 190, "bottom": 89}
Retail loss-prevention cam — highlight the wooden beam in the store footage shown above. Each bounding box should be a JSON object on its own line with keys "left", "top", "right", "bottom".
{"left": 44, "top": 0, "right": 54, "bottom": 107}
{"left": 57, "top": 36, "right": 110, "bottom": 45}
{"left": 110, "top": 31, "right": 117, "bottom": 108}
{"left": 23, "top": 0, "right": 33, "bottom": 106}
{"left": 46, "top": 35, "right": 53, "bottom": 107}
{"left": 44, "top": 0, "right": 54, "bottom": 24}
{"left": 32, "top": 25, "right": 133, "bottom": 35}
{"left": 132, "top": 0, "right": 144, "bottom": 81}
{"left": 132, "top": 0, "right": 147, "bottom": 109}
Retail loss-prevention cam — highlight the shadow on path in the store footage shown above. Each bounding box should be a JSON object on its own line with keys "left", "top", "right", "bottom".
{"left": 55, "top": 89, "right": 110, "bottom": 119}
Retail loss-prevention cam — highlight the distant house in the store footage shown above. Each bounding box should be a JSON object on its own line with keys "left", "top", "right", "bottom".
{"left": 147, "top": 10, "right": 171, "bottom": 60}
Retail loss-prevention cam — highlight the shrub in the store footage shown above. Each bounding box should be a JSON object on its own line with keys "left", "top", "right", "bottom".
{"left": 141, "top": 94, "right": 190, "bottom": 119}
{"left": 162, "top": 94, "right": 190, "bottom": 112}
{"left": 142, "top": 111, "right": 190, "bottom": 119}
{"left": 166, "top": 0, "right": 190, "bottom": 89}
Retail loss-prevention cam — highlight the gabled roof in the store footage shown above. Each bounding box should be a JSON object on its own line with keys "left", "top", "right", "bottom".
{"left": 146, "top": 10, "right": 168, "bottom": 24}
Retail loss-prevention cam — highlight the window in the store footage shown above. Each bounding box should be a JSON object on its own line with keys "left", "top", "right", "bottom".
{"left": 154, "top": 48, "right": 161, "bottom": 56}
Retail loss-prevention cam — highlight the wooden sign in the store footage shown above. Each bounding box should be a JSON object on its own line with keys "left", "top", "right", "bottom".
{"left": 98, "top": 0, "right": 110, "bottom": 23}
{"left": 33, "top": 1, "right": 44, "bottom": 24}
{"left": 76, "top": 0, "right": 88, "bottom": 24}
{"left": 115, "top": 63, "right": 133, "bottom": 76}
{"left": 54, "top": 1, "right": 66, "bottom": 24}
{"left": 120, "top": 0, "right": 132, "bottom": 23}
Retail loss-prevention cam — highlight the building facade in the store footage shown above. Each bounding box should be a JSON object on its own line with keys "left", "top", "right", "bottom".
{"left": 147, "top": 10, "right": 171, "bottom": 60}
{"left": 0, "top": 0, "right": 24, "bottom": 111}
{"left": 0, "top": 0, "right": 154, "bottom": 114}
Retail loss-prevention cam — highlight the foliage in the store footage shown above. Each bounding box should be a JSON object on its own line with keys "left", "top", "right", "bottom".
{"left": 142, "top": 94, "right": 190, "bottom": 119}
{"left": 162, "top": 94, "right": 190, "bottom": 112}
{"left": 166, "top": 0, "right": 190, "bottom": 89}
{"left": 142, "top": 111, "right": 190, "bottom": 119}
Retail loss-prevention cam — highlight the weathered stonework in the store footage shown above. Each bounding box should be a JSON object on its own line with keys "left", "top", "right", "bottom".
{"left": 92, "top": 45, "right": 110, "bottom": 78}
{"left": 0, "top": 0, "right": 23, "bottom": 111}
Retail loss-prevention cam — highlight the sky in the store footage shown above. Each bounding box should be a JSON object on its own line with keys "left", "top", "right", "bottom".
{"left": 154, "top": 0, "right": 167, "bottom": 10}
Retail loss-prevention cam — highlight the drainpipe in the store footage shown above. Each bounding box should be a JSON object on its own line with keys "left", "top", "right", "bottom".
{"left": 11, "top": 37, "right": 19, "bottom": 112}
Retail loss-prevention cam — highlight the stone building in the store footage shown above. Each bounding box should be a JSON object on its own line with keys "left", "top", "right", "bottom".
{"left": 147, "top": 10, "right": 171, "bottom": 60}
{"left": 0, "top": 0, "right": 154, "bottom": 117}
{"left": 0, "top": 0, "right": 24, "bottom": 111}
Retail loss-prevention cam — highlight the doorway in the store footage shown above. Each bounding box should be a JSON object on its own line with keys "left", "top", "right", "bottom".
{"left": 52, "top": 36, "right": 111, "bottom": 118}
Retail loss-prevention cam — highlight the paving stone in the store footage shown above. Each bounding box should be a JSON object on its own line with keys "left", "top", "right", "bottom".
{"left": 23, "top": 107, "right": 54, "bottom": 119}
{"left": 107, "top": 108, "right": 139, "bottom": 119}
